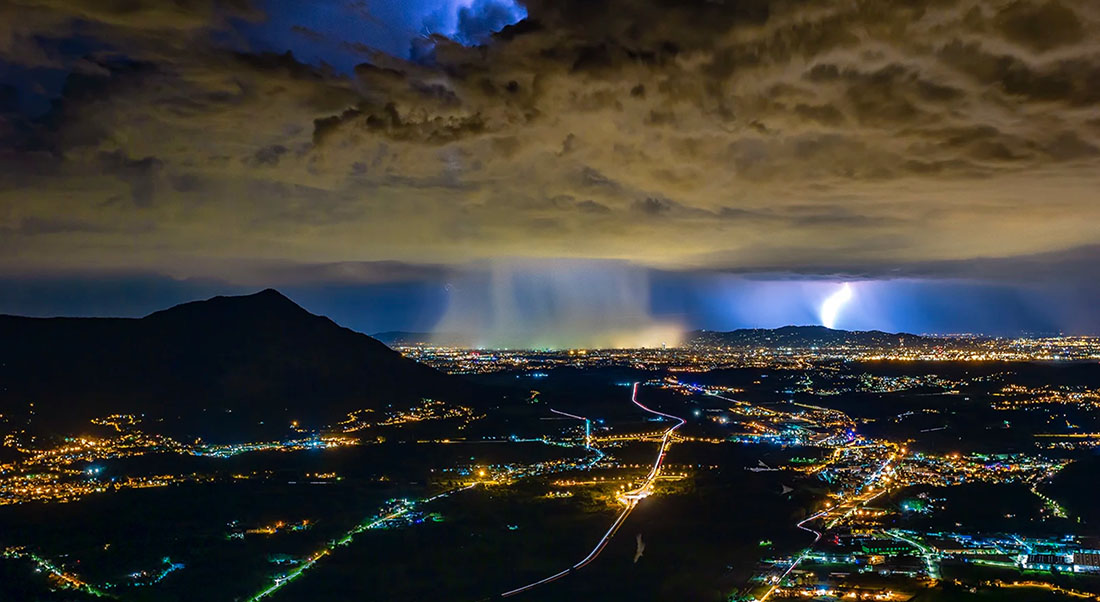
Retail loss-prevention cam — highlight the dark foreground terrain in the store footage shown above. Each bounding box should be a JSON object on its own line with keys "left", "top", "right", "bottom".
{"left": 3, "top": 294, "right": 1099, "bottom": 601}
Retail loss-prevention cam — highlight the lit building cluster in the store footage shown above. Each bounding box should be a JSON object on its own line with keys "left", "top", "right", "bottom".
{"left": 395, "top": 334, "right": 1100, "bottom": 376}
{"left": 226, "top": 519, "right": 313, "bottom": 539}
{"left": 190, "top": 435, "right": 359, "bottom": 459}
{"left": 0, "top": 416, "right": 201, "bottom": 504}
{"left": 0, "top": 413, "right": 364, "bottom": 504}
{"left": 893, "top": 452, "right": 1069, "bottom": 488}
{"left": 761, "top": 528, "right": 1100, "bottom": 601}
{"left": 1034, "top": 432, "right": 1100, "bottom": 450}
{"left": 0, "top": 398, "right": 487, "bottom": 505}
{"left": 796, "top": 373, "right": 958, "bottom": 396}
{"left": 991, "top": 384, "right": 1100, "bottom": 411}
{"left": 378, "top": 399, "right": 480, "bottom": 427}
{"left": 328, "top": 399, "right": 482, "bottom": 433}
{"left": 648, "top": 380, "right": 1084, "bottom": 602}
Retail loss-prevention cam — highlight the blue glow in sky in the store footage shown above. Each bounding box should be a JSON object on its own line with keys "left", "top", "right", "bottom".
{"left": 0, "top": 1, "right": 527, "bottom": 116}
{"left": 646, "top": 275, "right": 1093, "bottom": 336}
{"left": 238, "top": 0, "right": 527, "bottom": 72}
{"left": 3, "top": 270, "right": 1096, "bottom": 337}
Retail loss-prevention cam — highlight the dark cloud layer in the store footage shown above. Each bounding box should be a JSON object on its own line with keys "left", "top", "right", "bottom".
{"left": 0, "top": 0, "right": 1098, "bottom": 290}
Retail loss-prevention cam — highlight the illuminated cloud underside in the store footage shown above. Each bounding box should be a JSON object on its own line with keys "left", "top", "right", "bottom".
{"left": 0, "top": 0, "right": 1098, "bottom": 290}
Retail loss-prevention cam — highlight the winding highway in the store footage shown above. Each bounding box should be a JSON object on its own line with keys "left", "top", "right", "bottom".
{"left": 756, "top": 510, "right": 826, "bottom": 602}
{"left": 502, "top": 382, "right": 685, "bottom": 597}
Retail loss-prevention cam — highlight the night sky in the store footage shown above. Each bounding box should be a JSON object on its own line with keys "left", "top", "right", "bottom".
{"left": 1, "top": 1, "right": 1099, "bottom": 342}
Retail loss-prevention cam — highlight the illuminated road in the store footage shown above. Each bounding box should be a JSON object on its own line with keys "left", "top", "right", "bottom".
{"left": 755, "top": 494, "right": 898, "bottom": 602}
{"left": 245, "top": 422, "right": 609, "bottom": 602}
{"left": 550, "top": 408, "right": 593, "bottom": 449}
{"left": 677, "top": 379, "right": 903, "bottom": 602}
{"left": 0, "top": 548, "right": 110, "bottom": 598}
{"left": 246, "top": 484, "right": 476, "bottom": 602}
{"left": 756, "top": 510, "right": 827, "bottom": 602}
{"left": 502, "top": 383, "right": 685, "bottom": 598}
{"left": 756, "top": 455, "right": 895, "bottom": 602}
{"left": 885, "top": 529, "right": 940, "bottom": 580}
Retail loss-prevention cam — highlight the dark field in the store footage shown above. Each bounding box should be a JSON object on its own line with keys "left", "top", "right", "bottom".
{"left": 4, "top": 360, "right": 1100, "bottom": 601}
{"left": 268, "top": 452, "right": 817, "bottom": 602}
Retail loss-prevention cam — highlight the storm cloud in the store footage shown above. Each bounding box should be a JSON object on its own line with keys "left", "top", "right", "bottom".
{"left": 1, "top": 0, "right": 1099, "bottom": 291}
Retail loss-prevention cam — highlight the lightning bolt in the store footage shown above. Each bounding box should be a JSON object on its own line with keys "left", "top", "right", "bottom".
{"left": 820, "top": 283, "right": 853, "bottom": 329}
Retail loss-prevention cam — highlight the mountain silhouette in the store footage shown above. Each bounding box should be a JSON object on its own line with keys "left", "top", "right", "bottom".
{"left": 0, "top": 289, "right": 472, "bottom": 440}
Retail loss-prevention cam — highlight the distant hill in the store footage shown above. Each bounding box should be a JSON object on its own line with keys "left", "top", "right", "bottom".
{"left": 372, "top": 331, "right": 469, "bottom": 346}
{"left": 377, "top": 326, "right": 941, "bottom": 350}
{"left": 373, "top": 331, "right": 435, "bottom": 346}
{"left": 687, "top": 325, "right": 936, "bottom": 348}
{"left": 0, "top": 289, "right": 475, "bottom": 440}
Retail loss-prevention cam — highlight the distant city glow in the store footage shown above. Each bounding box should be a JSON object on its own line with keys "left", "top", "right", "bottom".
{"left": 820, "top": 283, "right": 853, "bottom": 329}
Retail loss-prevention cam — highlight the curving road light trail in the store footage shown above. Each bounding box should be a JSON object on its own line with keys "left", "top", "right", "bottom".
{"left": 550, "top": 408, "right": 593, "bottom": 449}
{"left": 756, "top": 511, "right": 826, "bottom": 602}
{"left": 502, "top": 383, "right": 685, "bottom": 598}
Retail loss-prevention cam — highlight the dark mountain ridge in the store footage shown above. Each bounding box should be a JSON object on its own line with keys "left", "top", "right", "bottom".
{"left": 0, "top": 289, "right": 473, "bottom": 439}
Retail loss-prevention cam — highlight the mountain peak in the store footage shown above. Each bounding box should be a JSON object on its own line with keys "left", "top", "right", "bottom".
{"left": 144, "top": 288, "right": 308, "bottom": 322}
{"left": 239, "top": 288, "right": 305, "bottom": 312}
{"left": 0, "top": 289, "right": 470, "bottom": 440}
{"left": 252, "top": 287, "right": 290, "bottom": 301}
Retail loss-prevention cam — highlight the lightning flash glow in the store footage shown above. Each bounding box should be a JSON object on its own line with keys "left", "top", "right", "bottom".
{"left": 820, "top": 283, "right": 853, "bottom": 329}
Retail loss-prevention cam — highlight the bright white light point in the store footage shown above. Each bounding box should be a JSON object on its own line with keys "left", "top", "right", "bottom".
{"left": 820, "top": 283, "right": 853, "bottom": 329}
